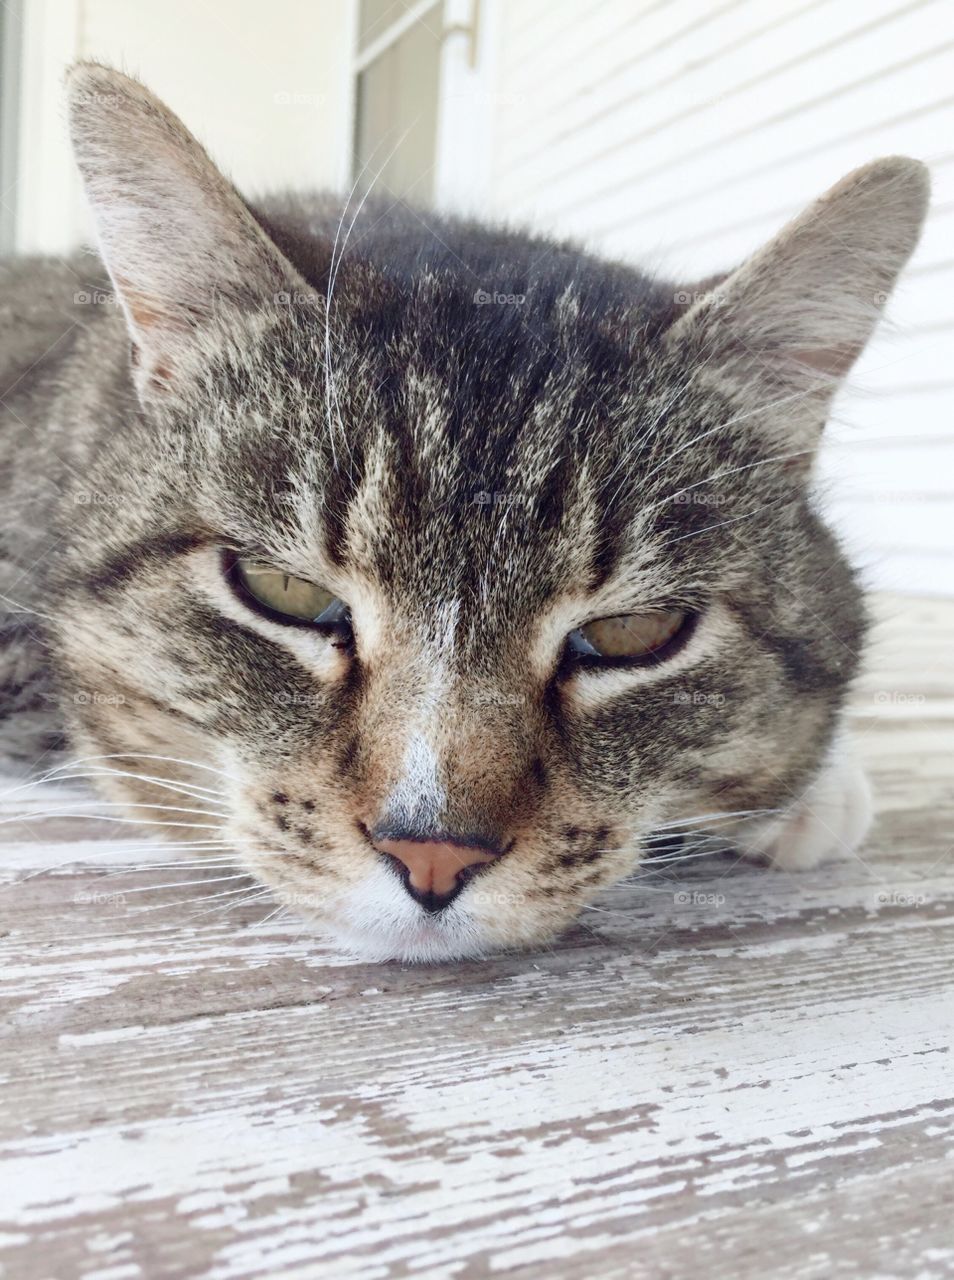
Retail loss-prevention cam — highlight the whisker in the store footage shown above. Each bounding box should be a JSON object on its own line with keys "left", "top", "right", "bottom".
{"left": 98, "top": 859, "right": 241, "bottom": 874}
{"left": 0, "top": 796, "right": 226, "bottom": 816}
{"left": 0, "top": 753, "right": 237, "bottom": 808}
{"left": 641, "top": 447, "right": 817, "bottom": 521}
{"left": 0, "top": 813, "right": 222, "bottom": 830}
{"left": 250, "top": 905, "right": 291, "bottom": 930}
{"left": 641, "top": 844, "right": 730, "bottom": 864}
{"left": 652, "top": 807, "right": 781, "bottom": 831}
{"left": 0, "top": 590, "right": 56, "bottom": 622}
{"left": 652, "top": 504, "right": 775, "bottom": 552}
{"left": 42, "top": 752, "right": 239, "bottom": 785}
{"left": 115, "top": 873, "right": 251, "bottom": 895}
{"left": 213, "top": 888, "right": 276, "bottom": 917}
{"left": 322, "top": 126, "right": 414, "bottom": 467}
{"left": 185, "top": 885, "right": 274, "bottom": 919}
{"left": 128, "top": 885, "right": 258, "bottom": 914}
{"left": 0, "top": 841, "right": 236, "bottom": 886}
{"left": 52, "top": 766, "right": 227, "bottom": 801}
{"left": 639, "top": 385, "right": 813, "bottom": 492}
{"left": 623, "top": 855, "right": 744, "bottom": 883}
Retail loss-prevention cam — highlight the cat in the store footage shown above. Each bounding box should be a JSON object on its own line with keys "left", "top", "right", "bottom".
{"left": 0, "top": 63, "right": 928, "bottom": 961}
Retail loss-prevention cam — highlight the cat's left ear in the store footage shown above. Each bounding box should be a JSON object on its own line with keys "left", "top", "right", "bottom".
{"left": 664, "top": 157, "right": 929, "bottom": 465}
{"left": 66, "top": 63, "right": 318, "bottom": 400}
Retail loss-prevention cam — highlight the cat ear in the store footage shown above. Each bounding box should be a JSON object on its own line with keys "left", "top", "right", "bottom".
{"left": 664, "top": 157, "right": 929, "bottom": 464}
{"left": 66, "top": 63, "right": 315, "bottom": 399}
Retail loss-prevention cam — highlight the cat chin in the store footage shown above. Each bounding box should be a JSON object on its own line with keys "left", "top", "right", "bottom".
{"left": 324, "top": 918, "right": 494, "bottom": 965}
{"left": 323, "top": 910, "right": 494, "bottom": 965}
{"left": 316, "top": 869, "right": 497, "bottom": 964}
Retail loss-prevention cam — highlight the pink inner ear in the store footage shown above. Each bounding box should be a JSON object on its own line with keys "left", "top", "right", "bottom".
{"left": 789, "top": 342, "right": 862, "bottom": 379}
{"left": 118, "top": 278, "right": 182, "bottom": 388}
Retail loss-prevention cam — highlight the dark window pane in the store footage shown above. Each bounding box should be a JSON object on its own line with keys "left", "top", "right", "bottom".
{"left": 358, "top": 0, "right": 425, "bottom": 51}
{"left": 353, "top": 16, "right": 442, "bottom": 204}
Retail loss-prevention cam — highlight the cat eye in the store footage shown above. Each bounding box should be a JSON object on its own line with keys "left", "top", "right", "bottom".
{"left": 566, "top": 608, "right": 691, "bottom": 665}
{"left": 227, "top": 554, "right": 350, "bottom": 630}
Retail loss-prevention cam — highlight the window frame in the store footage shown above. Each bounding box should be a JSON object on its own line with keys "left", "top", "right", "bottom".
{"left": 347, "top": 0, "right": 498, "bottom": 212}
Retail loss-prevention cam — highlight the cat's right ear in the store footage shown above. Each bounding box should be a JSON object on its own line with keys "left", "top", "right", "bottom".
{"left": 66, "top": 63, "right": 318, "bottom": 401}
{"left": 662, "top": 157, "right": 929, "bottom": 468}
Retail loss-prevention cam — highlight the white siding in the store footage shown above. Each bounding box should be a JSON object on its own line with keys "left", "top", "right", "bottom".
{"left": 11, "top": 0, "right": 353, "bottom": 253}
{"left": 486, "top": 0, "right": 954, "bottom": 595}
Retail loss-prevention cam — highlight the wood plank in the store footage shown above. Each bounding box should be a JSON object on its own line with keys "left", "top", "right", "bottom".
{"left": 0, "top": 594, "right": 952, "bottom": 1278}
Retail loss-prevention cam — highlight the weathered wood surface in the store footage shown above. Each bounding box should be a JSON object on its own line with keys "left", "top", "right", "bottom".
{"left": 1, "top": 595, "right": 952, "bottom": 1279}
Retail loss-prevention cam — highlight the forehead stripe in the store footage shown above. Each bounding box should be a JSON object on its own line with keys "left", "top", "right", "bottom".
{"left": 83, "top": 529, "right": 211, "bottom": 595}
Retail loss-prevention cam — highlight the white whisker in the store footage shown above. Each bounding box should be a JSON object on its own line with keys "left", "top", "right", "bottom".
{"left": 186, "top": 886, "right": 274, "bottom": 919}
{"left": 0, "top": 802, "right": 227, "bottom": 825}
{"left": 652, "top": 807, "right": 780, "bottom": 831}
{"left": 0, "top": 813, "right": 222, "bottom": 830}
{"left": 53, "top": 766, "right": 227, "bottom": 801}
{"left": 116, "top": 873, "right": 250, "bottom": 895}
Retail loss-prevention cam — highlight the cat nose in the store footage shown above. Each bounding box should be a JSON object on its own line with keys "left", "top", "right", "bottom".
{"left": 370, "top": 830, "right": 504, "bottom": 911}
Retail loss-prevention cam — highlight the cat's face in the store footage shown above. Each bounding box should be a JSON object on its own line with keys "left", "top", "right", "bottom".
{"left": 53, "top": 66, "right": 927, "bottom": 960}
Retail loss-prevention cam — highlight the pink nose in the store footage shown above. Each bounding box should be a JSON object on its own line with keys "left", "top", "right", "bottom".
{"left": 372, "top": 836, "right": 498, "bottom": 899}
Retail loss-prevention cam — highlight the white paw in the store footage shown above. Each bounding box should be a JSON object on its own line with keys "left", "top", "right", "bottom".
{"left": 738, "top": 748, "right": 872, "bottom": 871}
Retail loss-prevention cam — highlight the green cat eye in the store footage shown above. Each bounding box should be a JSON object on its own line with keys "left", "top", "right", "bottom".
{"left": 568, "top": 609, "right": 689, "bottom": 663}
{"left": 231, "top": 556, "right": 347, "bottom": 626}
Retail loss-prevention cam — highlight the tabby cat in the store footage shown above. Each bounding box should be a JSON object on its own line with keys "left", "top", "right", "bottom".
{"left": 0, "top": 65, "right": 928, "bottom": 960}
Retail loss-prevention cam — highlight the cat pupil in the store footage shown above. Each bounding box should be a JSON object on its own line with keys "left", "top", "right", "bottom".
{"left": 314, "top": 600, "right": 350, "bottom": 627}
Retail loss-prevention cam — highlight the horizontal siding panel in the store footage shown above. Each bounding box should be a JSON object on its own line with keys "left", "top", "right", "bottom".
{"left": 851, "top": 550, "right": 954, "bottom": 595}
{"left": 499, "top": 0, "right": 683, "bottom": 88}
{"left": 496, "top": 0, "right": 946, "bottom": 212}
{"left": 827, "top": 388, "right": 954, "bottom": 445}
{"left": 517, "top": 55, "right": 952, "bottom": 239}
{"left": 498, "top": 0, "right": 662, "bottom": 89}
{"left": 590, "top": 104, "right": 954, "bottom": 251}
{"left": 501, "top": 0, "right": 566, "bottom": 45}
{"left": 488, "top": 0, "right": 954, "bottom": 592}
{"left": 848, "top": 330, "right": 954, "bottom": 394}
{"left": 825, "top": 497, "right": 954, "bottom": 554}
{"left": 497, "top": 0, "right": 820, "bottom": 169}
{"left": 818, "top": 442, "right": 954, "bottom": 498}
{"left": 496, "top": 0, "right": 919, "bottom": 176}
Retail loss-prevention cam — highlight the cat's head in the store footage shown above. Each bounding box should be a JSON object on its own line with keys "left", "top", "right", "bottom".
{"left": 53, "top": 65, "right": 928, "bottom": 960}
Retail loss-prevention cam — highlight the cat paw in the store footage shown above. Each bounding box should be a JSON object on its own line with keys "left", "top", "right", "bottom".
{"left": 737, "top": 749, "right": 872, "bottom": 871}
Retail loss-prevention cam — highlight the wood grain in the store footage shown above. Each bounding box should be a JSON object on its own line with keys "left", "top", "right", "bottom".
{"left": 1, "top": 594, "right": 952, "bottom": 1279}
